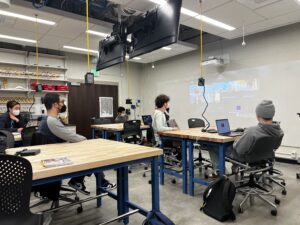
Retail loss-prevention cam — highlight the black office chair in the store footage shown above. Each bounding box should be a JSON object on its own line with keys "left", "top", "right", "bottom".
{"left": 21, "top": 126, "right": 39, "bottom": 147}
{"left": 0, "top": 154, "right": 43, "bottom": 225}
{"left": 188, "top": 118, "right": 212, "bottom": 177}
{"left": 30, "top": 132, "right": 83, "bottom": 214}
{"left": 123, "top": 120, "right": 143, "bottom": 144}
{"left": 0, "top": 130, "right": 15, "bottom": 154}
{"left": 226, "top": 136, "right": 283, "bottom": 216}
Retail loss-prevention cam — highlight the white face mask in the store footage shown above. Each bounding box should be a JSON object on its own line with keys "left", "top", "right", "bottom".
{"left": 13, "top": 110, "right": 20, "bottom": 116}
{"left": 121, "top": 113, "right": 126, "bottom": 117}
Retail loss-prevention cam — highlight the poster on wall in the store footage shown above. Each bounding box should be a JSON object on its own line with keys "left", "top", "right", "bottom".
{"left": 99, "top": 97, "right": 113, "bottom": 118}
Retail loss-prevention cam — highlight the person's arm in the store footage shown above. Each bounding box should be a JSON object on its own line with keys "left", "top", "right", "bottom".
{"left": 47, "top": 117, "right": 86, "bottom": 143}
{"left": 233, "top": 130, "right": 255, "bottom": 158}
{"left": 155, "top": 113, "right": 173, "bottom": 132}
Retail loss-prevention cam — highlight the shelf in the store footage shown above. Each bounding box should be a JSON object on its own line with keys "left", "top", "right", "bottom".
{"left": 41, "top": 90, "right": 69, "bottom": 93}
{"left": 0, "top": 89, "right": 34, "bottom": 92}
{"left": 0, "top": 76, "right": 67, "bottom": 82}
{"left": 0, "top": 62, "right": 68, "bottom": 70}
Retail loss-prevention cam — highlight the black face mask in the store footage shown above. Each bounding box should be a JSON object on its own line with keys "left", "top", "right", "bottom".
{"left": 60, "top": 105, "right": 67, "bottom": 113}
{"left": 166, "top": 108, "right": 170, "bottom": 113}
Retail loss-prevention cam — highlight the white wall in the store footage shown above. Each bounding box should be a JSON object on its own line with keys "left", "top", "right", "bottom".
{"left": 140, "top": 22, "right": 300, "bottom": 160}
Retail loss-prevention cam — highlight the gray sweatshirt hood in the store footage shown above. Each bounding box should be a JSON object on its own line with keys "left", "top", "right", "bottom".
{"left": 258, "top": 122, "right": 284, "bottom": 138}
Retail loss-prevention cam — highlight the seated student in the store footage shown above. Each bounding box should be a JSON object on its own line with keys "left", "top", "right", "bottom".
{"left": 39, "top": 93, "right": 116, "bottom": 194}
{"left": 209, "top": 100, "right": 284, "bottom": 177}
{"left": 115, "top": 106, "right": 128, "bottom": 123}
{"left": 0, "top": 100, "right": 27, "bottom": 133}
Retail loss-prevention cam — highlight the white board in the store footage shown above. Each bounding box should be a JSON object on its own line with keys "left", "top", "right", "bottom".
{"left": 99, "top": 97, "right": 113, "bottom": 118}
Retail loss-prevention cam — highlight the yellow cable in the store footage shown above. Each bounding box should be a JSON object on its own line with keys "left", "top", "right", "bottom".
{"left": 35, "top": 14, "right": 39, "bottom": 82}
{"left": 86, "top": 0, "right": 91, "bottom": 72}
{"left": 199, "top": 2, "right": 204, "bottom": 78}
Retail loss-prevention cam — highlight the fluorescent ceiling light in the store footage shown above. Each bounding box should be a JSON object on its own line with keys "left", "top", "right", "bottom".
{"left": 86, "top": 30, "right": 109, "bottom": 37}
{"left": 133, "top": 57, "right": 142, "bottom": 60}
{"left": 195, "top": 15, "right": 235, "bottom": 31}
{"left": 0, "top": 34, "right": 36, "bottom": 43}
{"left": 63, "top": 46, "right": 98, "bottom": 54}
{"left": 148, "top": 0, "right": 235, "bottom": 31}
{"left": 162, "top": 47, "right": 172, "bottom": 51}
{"left": 0, "top": 10, "right": 55, "bottom": 25}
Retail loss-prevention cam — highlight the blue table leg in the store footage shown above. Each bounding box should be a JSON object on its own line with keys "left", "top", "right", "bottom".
{"left": 95, "top": 172, "right": 104, "bottom": 208}
{"left": 116, "top": 131, "right": 122, "bottom": 142}
{"left": 159, "top": 139, "right": 165, "bottom": 186}
{"left": 219, "top": 144, "right": 226, "bottom": 176}
{"left": 117, "top": 168, "right": 123, "bottom": 217}
{"left": 122, "top": 166, "right": 129, "bottom": 225}
{"left": 182, "top": 140, "right": 188, "bottom": 194}
{"left": 151, "top": 156, "right": 160, "bottom": 212}
{"left": 92, "top": 128, "right": 96, "bottom": 139}
{"left": 188, "top": 141, "right": 195, "bottom": 196}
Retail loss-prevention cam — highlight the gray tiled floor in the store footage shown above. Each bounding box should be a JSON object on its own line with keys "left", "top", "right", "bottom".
{"left": 33, "top": 162, "right": 300, "bottom": 225}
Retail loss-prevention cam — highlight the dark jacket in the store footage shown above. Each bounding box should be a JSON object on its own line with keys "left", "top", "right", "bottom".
{"left": 0, "top": 112, "right": 27, "bottom": 132}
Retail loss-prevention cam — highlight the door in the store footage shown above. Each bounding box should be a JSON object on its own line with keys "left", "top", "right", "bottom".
{"left": 68, "top": 83, "right": 118, "bottom": 139}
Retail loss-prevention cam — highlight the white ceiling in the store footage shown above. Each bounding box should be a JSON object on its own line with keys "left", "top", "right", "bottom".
{"left": 0, "top": 0, "right": 299, "bottom": 64}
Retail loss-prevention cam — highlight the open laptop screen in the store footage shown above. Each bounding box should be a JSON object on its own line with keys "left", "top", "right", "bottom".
{"left": 216, "top": 119, "right": 231, "bottom": 134}
{"left": 142, "top": 115, "right": 153, "bottom": 125}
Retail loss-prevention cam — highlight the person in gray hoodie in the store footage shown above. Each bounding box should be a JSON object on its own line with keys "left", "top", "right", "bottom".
{"left": 209, "top": 100, "right": 284, "bottom": 176}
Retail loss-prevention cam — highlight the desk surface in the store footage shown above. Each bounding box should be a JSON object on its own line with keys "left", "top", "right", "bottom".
{"left": 6, "top": 139, "right": 162, "bottom": 181}
{"left": 159, "top": 128, "right": 239, "bottom": 143}
{"left": 91, "top": 123, "right": 150, "bottom": 131}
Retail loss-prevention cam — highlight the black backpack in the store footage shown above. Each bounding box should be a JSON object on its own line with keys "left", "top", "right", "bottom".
{"left": 0, "top": 130, "right": 15, "bottom": 154}
{"left": 200, "top": 176, "right": 236, "bottom": 222}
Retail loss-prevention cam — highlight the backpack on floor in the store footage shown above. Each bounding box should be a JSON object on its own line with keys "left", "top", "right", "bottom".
{"left": 200, "top": 176, "right": 236, "bottom": 222}
{"left": 0, "top": 130, "right": 14, "bottom": 154}
{"left": 143, "top": 211, "right": 175, "bottom": 225}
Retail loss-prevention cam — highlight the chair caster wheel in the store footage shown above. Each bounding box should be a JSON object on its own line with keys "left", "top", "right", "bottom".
{"left": 238, "top": 207, "right": 243, "bottom": 214}
{"left": 172, "top": 179, "right": 176, "bottom": 184}
{"left": 75, "top": 196, "right": 80, "bottom": 201}
{"left": 144, "top": 167, "right": 148, "bottom": 170}
{"left": 297, "top": 174, "right": 300, "bottom": 179}
{"left": 143, "top": 173, "right": 146, "bottom": 178}
{"left": 148, "top": 180, "right": 152, "bottom": 184}
{"left": 281, "top": 182, "right": 286, "bottom": 186}
{"left": 204, "top": 174, "right": 209, "bottom": 179}
{"left": 271, "top": 210, "right": 277, "bottom": 216}
{"left": 275, "top": 199, "right": 280, "bottom": 205}
{"left": 282, "top": 190, "right": 287, "bottom": 195}
{"left": 128, "top": 170, "right": 132, "bottom": 174}
{"left": 77, "top": 207, "right": 83, "bottom": 214}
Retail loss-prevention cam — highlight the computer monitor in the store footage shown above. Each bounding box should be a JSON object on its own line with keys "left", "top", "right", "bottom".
{"left": 216, "top": 119, "right": 231, "bottom": 135}
{"left": 128, "top": 0, "right": 182, "bottom": 59}
{"left": 142, "top": 115, "right": 153, "bottom": 125}
{"left": 96, "top": 41, "right": 126, "bottom": 71}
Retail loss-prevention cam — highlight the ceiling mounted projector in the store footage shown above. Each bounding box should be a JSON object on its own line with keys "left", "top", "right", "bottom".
{"left": 0, "top": 0, "right": 10, "bottom": 8}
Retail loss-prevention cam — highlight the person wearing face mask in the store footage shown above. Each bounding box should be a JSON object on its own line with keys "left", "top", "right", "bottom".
{"left": 0, "top": 100, "right": 27, "bottom": 133}
{"left": 39, "top": 93, "right": 116, "bottom": 195}
{"left": 115, "top": 106, "right": 128, "bottom": 123}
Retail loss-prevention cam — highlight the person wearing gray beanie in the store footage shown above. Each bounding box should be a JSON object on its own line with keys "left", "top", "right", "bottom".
{"left": 208, "top": 100, "right": 284, "bottom": 177}
{"left": 256, "top": 100, "right": 275, "bottom": 119}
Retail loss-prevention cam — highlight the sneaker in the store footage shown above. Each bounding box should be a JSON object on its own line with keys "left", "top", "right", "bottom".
{"left": 101, "top": 179, "right": 117, "bottom": 190}
{"left": 68, "top": 181, "right": 90, "bottom": 195}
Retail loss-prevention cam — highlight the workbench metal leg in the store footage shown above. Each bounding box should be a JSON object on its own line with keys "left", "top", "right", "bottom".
{"left": 122, "top": 166, "right": 129, "bottom": 225}
{"left": 92, "top": 128, "right": 96, "bottom": 139}
{"left": 182, "top": 140, "right": 188, "bottom": 194}
{"left": 159, "top": 140, "right": 165, "bottom": 185}
{"left": 151, "top": 157, "right": 160, "bottom": 212}
{"left": 96, "top": 172, "right": 104, "bottom": 208}
{"left": 116, "top": 132, "right": 122, "bottom": 142}
{"left": 188, "top": 141, "right": 194, "bottom": 196}
{"left": 117, "top": 168, "right": 123, "bottom": 217}
{"left": 219, "top": 144, "right": 226, "bottom": 176}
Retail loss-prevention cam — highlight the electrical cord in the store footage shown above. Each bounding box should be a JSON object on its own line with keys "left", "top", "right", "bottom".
{"left": 201, "top": 85, "right": 210, "bottom": 132}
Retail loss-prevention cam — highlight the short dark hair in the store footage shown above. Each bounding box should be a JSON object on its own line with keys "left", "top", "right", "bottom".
{"left": 7, "top": 100, "right": 20, "bottom": 112}
{"left": 118, "top": 107, "right": 125, "bottom": 113}
{"left": 44, "top": 93, "right": 60, "bottom": 110}
{"left": 155, "top": 94, "right": 170, "bottom": 108}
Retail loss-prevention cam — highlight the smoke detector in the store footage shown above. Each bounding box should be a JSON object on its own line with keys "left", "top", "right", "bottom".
{"left": 0, "top": 0, "right": 10, "bottom": 8}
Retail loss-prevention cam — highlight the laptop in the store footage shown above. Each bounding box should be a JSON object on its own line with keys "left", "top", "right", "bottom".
{"left": 167, "top": 119, "right": 179, "bottom": 129}
{"left": 216, "top": 119, "right": 243, "bottom": 137}
{"left": 142, "top": 115, "right": 153, "bottom": 126}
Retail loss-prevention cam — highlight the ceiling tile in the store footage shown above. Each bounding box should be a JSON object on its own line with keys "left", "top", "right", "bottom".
{"left": 47, "top": 18, "right": 86, "bottom": 39}
{"left": 39, "top": 35, "right": 72, "bottom": 50}
{"left": 204, "top": 1, "right": 265, "bottom": 27}
{"left": 14, "top": 20, "right": 52, "bottom": 35}
{"left": 183, "top": 0, "right": 232, "bottom": 13}
{"left": 236, "top": 0, "right": 282, "bottom": 10}
{"left": 254, "top": 0, "right": 300, "bottom": 19}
